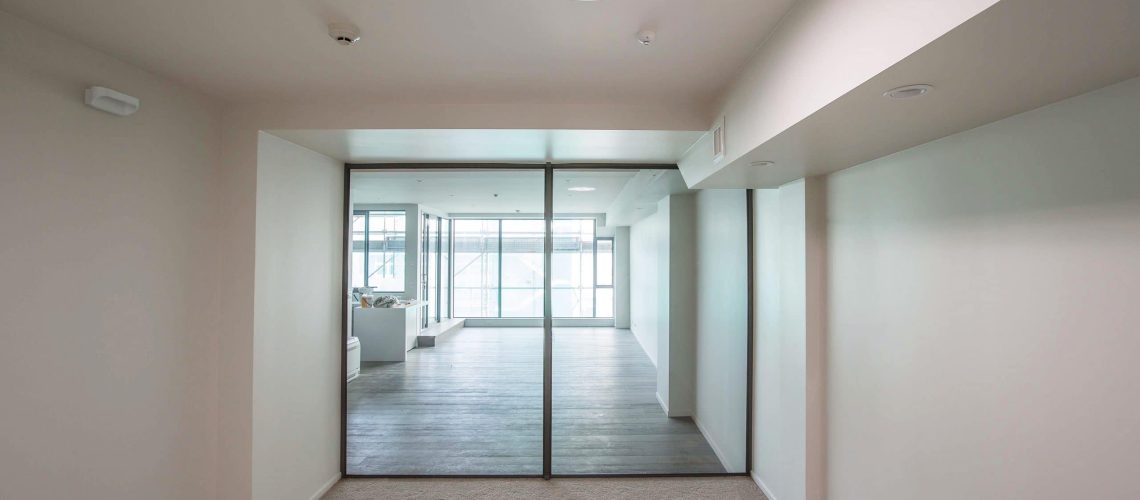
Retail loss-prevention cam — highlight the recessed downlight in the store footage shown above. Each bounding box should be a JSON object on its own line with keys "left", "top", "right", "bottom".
{"left": 883, "top": 84, "right": 933, "bottom": 99}
{"left": 750, "top": 160, "right": 774, "bottom": 167}
{"left": 568, "top": 186, "right": 596, "bottom": 192}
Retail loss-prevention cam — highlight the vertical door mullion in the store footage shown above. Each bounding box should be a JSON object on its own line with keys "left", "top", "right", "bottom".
{"left": 542, "top": 165, "right": 553, "bottom": 478}
{"left": 498, "top": 220, "right": 504, "bottom": 318}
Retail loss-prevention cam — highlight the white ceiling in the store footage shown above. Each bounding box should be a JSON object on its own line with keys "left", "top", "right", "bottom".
{"left": 352, "top": 168, "right": 688, "bottom": 219}
{"left": 270, "top": 129, "right": 705, "bottom": 163}
{"left": 0, "top": 0, "right": 795, "bottom": 105}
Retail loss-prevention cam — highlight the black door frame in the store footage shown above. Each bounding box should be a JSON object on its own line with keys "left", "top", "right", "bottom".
{"left": 340, "top": 163, "right": 754, "bottom": 479}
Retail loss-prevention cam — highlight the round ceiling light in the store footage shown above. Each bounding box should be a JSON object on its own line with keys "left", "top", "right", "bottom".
{"left": 568, "top": 186, "right": 596, "bottom": 192}
{"left": 636, "top": 29, "right": 656, "bottom": 46}
{"left": 328, "top": 23, "right": 361, "bottom": 46}
{"left": 750, "top": 160, "right": 774, "bottom": 167}
{"left": 883, "top": 84, "right": 933, "bottom": 99}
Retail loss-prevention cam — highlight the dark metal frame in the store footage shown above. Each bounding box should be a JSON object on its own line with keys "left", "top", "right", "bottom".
{"left": 340, "top": 163, "right": 754, "bottom": 480}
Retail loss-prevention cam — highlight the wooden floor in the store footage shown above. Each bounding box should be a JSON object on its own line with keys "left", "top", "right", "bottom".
{"left": 347, "top": 327, "right": 725, "bottom": 475}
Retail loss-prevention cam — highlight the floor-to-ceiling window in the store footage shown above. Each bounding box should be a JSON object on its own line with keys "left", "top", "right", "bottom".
{"left": 449, "top": 217, "right": 609, "bottom": 319}
{"left": 552, "top": 219, "right": 596, "bottom": 318}
{"left": 595, "top": 237, "right": 614, "bottom": 318}
{"left": 453, "top": 219, "right": 500, "bottom": 318}
{"left": 501, "top": 219, "right": 545, "bottom": 318}
{"left": 352, "top": 210, "right": 406, "bottom": 292}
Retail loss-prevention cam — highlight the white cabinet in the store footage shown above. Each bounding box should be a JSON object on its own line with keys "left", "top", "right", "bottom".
{"left": 346, "top": 336, "right": 361, "bottom": 381}
{"left": 351, "top": 301, "right": 427, "bottom": 362}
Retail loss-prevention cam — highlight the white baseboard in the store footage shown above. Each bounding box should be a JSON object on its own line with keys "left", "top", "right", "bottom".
{"left": 656, "top": 392, "right": 669, "bottom": 415}
{"left": 692, "top": 414, "right": 734, "bottom": 474}
{"left": 629, "top": 327, "right": 657, "bottom": 367}
{"left": 751, "top": 470, "right": 779, "bottom": 500}
{"left": 309, "top": 473, "right": 341, "bottom": 500}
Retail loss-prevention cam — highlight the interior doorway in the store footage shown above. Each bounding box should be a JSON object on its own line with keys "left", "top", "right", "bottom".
{"left": 342, "top": 165, "right": 751, "bottom": 477}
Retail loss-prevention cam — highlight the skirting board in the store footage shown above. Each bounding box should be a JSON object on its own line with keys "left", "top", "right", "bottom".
{"left": 309, "top": 473, "right": 341, "bottom": 500}
{"left": 751, "top": 470, "right": 779, "bottom": 500}
{"left": 692, "top": 414, "right": 734, "bottom": 474}
{"left": 656, "top": 392, "right": 669, "bottom": 415}
{"left": 630, "top": 326, "right": 657, "bottom": 367}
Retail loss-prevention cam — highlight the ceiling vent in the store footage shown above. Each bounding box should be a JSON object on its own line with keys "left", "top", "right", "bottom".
{"left": 711, "top": 115, "right": 726, "bottom": 163}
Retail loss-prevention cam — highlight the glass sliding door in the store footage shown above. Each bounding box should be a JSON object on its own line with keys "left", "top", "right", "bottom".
{"left": 346, "top": 168, "right": 545, "bottom": 475}
{"left": 550, "top": 168, "right": 748, "bottom": 474}
{"left": 345, "top": 165, "right": 749, "bottom": 477}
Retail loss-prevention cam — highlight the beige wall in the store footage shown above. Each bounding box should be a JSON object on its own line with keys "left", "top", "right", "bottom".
{"left": 252, "top": 133, "right": 342, "bottom": 500}
{"left": 824, "top": 78, "right": 1140, "bottom": 499}
{"left": 0, "top": 11, "right": 222, "bottom": 500}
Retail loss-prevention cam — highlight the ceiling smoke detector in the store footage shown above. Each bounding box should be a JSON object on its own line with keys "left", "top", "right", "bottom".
{"left": 883, "top": 84, "right": 933, "bottom": 99}
{"left": 328, "top": 23, "right": 361, "bottom": 46}
{"left": 636, "top": 29, "right": 656, "bottom": 46}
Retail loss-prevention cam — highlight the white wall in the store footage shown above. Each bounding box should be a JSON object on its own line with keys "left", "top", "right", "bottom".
{"left": 630, "top": 210, "right": 664, "bottom": 365}
{"left": 629, "top": 194, "right": 697, "bottom": 416}
{"left": 693, "top": 190, "right": 749, "bottom": 472}
{"left": 752, "top": 179, "right": 827, "bottom": 500}
{"left": 824, "top": 77, "right": 1140, "bottom": 500}
{"left": 661, "top": 194, "right": 698, "bottom": 416}
{"left": 0, "top": 11, "right": 222, "bottom": 500}
{"left": 252, "top": 133, "right": 343, "bottom": 500}
{"left": 613, "top": 226, "right": 631, "bottom": 329}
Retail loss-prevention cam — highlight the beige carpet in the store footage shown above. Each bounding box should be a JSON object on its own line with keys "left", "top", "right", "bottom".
{"left": 324, "top": 477, "right": 767, "bottom": 500}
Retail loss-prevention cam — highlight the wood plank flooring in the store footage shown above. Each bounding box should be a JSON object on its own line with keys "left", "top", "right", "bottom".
{"left": 346, "top": 327, "right": 726, "bottom": 475}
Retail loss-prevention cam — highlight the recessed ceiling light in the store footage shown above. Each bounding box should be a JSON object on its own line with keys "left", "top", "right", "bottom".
{"left": 636, "top": 29, "right": 656, "bottom": 46}
{"left": 883, "top": 84, "right": 933, "bottom": 99}
{"left": 328, "top": 23, "right": 361, "bottom": 46}
{"left": 568, "top": 186, "right": 596, "bottom": 192}
{"left": 750, "top": 160, "right": 774, "bottom": 167}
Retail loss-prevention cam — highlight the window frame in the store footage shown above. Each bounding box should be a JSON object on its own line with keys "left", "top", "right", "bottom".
{"left": 353, "top": 209, "right": 407, "bottom": 294}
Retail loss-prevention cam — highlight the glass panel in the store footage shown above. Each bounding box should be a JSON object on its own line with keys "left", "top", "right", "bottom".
{"left": 453, "top": 219, "right": 500, "bottom": 317}
{"left": 347, "top": 169, "right": 544, "bottom": 476}
{"left": 596, "top": 287, "right": 614, "bottom": 319}
{"left": 351, "top": 214, "right": 366, "bottom": 288}
{"left": 597, "top": 238, "right": 613, "bottom": 287}
{"left": 501, "top": 219, "right": 545, "bottom": 318}
{"left": 427, "top": 216, "right": 439, "bottom": 324}
{"left": 552, "top": 168, "right": 747, "bottom": 474}
{"left": 552, "top": 219, "right": 594, "bottom": 318}
{"left": 367, "top": 210, "right": 405, "bottom": 293}
{"left": 440, "top": 218, "right": 451, "bottom": 319}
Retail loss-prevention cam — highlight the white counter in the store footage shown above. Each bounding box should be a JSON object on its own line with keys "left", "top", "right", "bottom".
{"left": 351, "top": 301, "right": 428, "bottom": 362}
